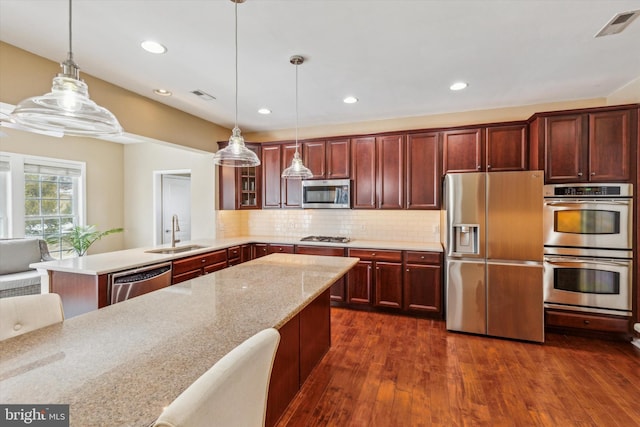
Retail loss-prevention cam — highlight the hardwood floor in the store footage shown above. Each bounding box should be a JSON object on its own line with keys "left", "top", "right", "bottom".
{"left": 275, "top": 308, "right": 640, "bottom": 427}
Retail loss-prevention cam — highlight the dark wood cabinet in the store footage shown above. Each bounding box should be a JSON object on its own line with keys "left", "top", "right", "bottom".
{"left": 267, "top": 244, "right": 295, "bottom": 254}
{"left": 351, "top": 137, "right": 377, "bottom": 209}
{"left": 406, "top": 132, "right": 441, "bottom": 209}
{"left": 302, "top": 140, "right": 326, "bottom": 179}
{"left": 326, "top": 138, "right": 350, "bottom": 179}
{"left": 443, "top": 128, "right": 483, "bottom": 173}
{"left": 545, "top": 309, "right": 630, "bottom": 337}
{"left": 172, "top": 249, "right": 228, "bottom": 284}
{"left": 262, "top": 144, "right": 283, "bottom": 208}
{"left": 218, "top": 142, "right": 261, "bottom": 210}
{"left": 403, "top": 251, "right": 442, "bottom": 314}
{"left": 443, "top": 124, "right": 527, "bottom": 174}
{"left": 281, "top": 143, "right": 303, "bottom": 208}
{"left": 295, "top": 245, "right": 347, "bottom": 302}
{"left": 347, "top": 249, "right": 403, "bottom": 309}
{"left": 351, "top": 135, "right": 404, "bottom": 209}
{"left": 542, "top": 109, "right": 633, "bottom": 183}
{"left": 485, "top": 123, "right": 528, "bottom": 171}
{"left": 253, "top": 243, "right": 269, "bottom": 258}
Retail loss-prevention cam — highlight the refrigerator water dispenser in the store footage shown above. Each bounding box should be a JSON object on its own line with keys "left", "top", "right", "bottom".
{"left": 453, "top": 224, "right": 479, "bottom": 254}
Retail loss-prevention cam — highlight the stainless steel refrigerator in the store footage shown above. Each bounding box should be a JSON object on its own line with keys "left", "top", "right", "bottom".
{"left": 444, "top": 171, "right": 544, "bottom": 342}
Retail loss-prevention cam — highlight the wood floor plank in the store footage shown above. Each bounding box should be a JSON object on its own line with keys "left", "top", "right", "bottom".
{"left": 275, "top": 308, "right": 640, "bottom": 427}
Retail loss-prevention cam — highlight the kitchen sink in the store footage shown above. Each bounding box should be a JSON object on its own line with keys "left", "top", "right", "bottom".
{"left": 145, "top": 245, "right": 206, "bottom": 254}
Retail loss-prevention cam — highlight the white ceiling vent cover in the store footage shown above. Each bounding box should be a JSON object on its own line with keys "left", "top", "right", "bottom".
{"left": 191, "top": 90, "right": 216, "bottom": 101}
{"left": 595, "top": 9, "right": 640, "bottom": 37}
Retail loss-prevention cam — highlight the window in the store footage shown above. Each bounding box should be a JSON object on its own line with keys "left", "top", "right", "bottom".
{"left": 0, "top": 153, "right": 86, "bottom": 259}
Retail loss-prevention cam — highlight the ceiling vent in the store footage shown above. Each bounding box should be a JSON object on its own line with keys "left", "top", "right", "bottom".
{"left": 595, "top": 9, "right": 640, "bottom": 37}
{"left": 191, "top": 90, "right": 216, "bottom": 101}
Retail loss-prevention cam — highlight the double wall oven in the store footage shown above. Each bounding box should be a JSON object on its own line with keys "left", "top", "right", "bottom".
{"left": 543, "top": 183, "right": 633, "bottom": 316}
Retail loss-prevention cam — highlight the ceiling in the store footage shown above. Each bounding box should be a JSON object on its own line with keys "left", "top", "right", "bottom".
{"left": 1, "top": 0, "right": 639, "bottom": 133}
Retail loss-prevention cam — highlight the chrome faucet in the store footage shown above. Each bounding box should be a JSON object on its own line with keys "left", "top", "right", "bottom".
{"left": 171, "top": 214, "right": 181, "bottom": 247}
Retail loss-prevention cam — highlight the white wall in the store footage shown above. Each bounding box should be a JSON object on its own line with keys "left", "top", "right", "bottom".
{"left": 124, "top": 141, "right": 215, "bottom": 249}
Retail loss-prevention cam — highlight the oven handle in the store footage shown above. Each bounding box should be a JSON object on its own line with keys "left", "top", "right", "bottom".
{"left": 544, "top": 200, "right": 630, "bottom": 206}
{"left": 544, "top": 257, "right": 630, "bottom": 267}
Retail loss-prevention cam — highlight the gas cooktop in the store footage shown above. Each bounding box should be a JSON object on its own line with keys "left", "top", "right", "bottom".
{"left": 300, "top": 236, "right": 351, "bottom": 244}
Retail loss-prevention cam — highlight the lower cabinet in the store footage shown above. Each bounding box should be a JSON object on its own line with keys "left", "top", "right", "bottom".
{"left": 347, "top": 249, "right": 403, "bottom": 309}
{"left": 545, "top": 309, "right": 631, "bottom": 337}
{"left": 404, "top": 251, "right": 443, "bottom": 313}
{"left": 172, "top": 249, "right": 227, "bottom": 284}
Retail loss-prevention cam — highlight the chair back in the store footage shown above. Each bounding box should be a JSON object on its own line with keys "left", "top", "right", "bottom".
{"left": 0, "top": 293, "right": 64, "bottom": 341}
{"left": 154, "top": 328, "right": 280, "bottom": 427}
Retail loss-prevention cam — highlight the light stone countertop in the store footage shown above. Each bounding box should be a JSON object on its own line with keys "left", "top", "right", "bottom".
{"left": 30, "top": 236, "right": 442, "bottom": 276}
{"left": 1, "top": 253, "right": 359, "bottom": 427}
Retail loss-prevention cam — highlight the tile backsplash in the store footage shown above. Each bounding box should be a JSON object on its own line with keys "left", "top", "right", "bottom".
{"left": 217, "top": 209, "right": 442, "bottom": 243}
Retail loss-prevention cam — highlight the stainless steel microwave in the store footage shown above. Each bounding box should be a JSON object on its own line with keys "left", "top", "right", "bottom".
{"left": 301, "top": 179, "right": 351, "bottom": 209}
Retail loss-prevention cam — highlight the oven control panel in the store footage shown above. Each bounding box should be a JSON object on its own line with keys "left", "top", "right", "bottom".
{"left": 544, "top": 183, "right": 632, "bottom": 198}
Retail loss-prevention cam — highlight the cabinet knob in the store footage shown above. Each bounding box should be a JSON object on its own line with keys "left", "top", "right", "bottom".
{"left": 584, "top": 320, "right": 590, "bottom": 325}
{"left": 591, "top": 172, "right": 596, "bottom": 176}
{"left": 487, "top": 165, "right": 491, "bottom": 169}
{"left": 371, "top": 252, "right": 376, "bottom": 256}
{"left": 201, "top": 259, "right": 206, "bottom": 263}
{"left": 477, "top": 165, "right": 481, "bottom": 170}
{"left": 420, "top": 255, "right": 425, "bottom": 259}
{"left": 279, "top": 248, "right": 283, "bottom": 251}
{"left": 406, "top": 268, "right": 410, "bottom": 272}
{"left": 577, "top": 172, "right": 583, "bottom": 177}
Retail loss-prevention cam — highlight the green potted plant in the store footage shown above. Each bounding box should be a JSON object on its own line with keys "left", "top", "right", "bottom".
{"left": 47, "top": 225, "right": 124, "bottom": 257}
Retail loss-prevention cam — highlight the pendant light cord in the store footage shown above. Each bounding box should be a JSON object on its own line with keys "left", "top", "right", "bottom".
{"left": 68, "top": 0, "right": 73, "bottom": 61}
{"left": 234, "top": 0, "right": 239, "bottom": 130}
{"left": 295, "top": 61, "right": 299, "bottom": 152}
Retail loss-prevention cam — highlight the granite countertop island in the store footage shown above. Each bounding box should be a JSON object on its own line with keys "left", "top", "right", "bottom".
{"left": 1, "top": 253, "right": 359, "bottom": 426}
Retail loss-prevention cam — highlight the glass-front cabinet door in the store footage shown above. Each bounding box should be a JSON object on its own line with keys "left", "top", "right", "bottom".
{"left": 239, "top": 166, "right": 259, "bottom": 208}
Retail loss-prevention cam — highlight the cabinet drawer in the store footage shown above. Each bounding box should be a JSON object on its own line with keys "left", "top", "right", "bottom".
{"left": 204, "top": 261, "right": 228, "bottom": 274}
{"left": 172, "top": 269, "right": 202, "bottom": 285}
{"left": 348, "top": 248, "right": 402, "bottom": 262}
{"left": 227, "top": 245, "right": 241, "bottom": 261}
{"left": 296, "top": 245, "right": 345, "bottom": 256}
{"left": 268, "top": 244, "right": 295, "bottom": 254}
{"left": 405, "top": 251, "right": 442, "bottom": 264}
{"left": 173, "top": 250, "right": 227, "bottom": 276}
{"left": 545, "top": 310, "right": 629, "bottom": 333}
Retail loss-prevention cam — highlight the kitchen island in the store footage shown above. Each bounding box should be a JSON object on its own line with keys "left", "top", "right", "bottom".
{"left": 1, "top": 253, "right": 359, "bottom": 427}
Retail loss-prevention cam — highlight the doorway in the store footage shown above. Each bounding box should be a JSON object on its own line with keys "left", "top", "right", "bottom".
{"left": 154, "top": 171, "right": 191, "bottom": 245}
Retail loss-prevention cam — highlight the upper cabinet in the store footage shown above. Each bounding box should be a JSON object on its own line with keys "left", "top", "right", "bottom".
{"left": 442, "top": 123, "right": 528, "bottom": 174}
{"left": 406, "top": 132, "right": 441, "bottom": 209}
{"left": 532, "top": 108, "right": 634, "bottom": 183}
{"left": 351, "top": 135, "right": 405, "bottom": 209}
{"left": 302, "top": 138, "right": 351, "bottom": 179}
{"left": 218, "top": 142, "right": 261, "bottom": 210}
{"left": 262, "top": 144, "right": 282, "bottom": 208}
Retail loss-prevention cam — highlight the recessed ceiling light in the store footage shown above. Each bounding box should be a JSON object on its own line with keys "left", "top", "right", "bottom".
{"left": 153, "top": 89, "right": 172, "bottom": 97}
{"left": 450, "top": 82, "right": 468, "bottom": 91}
{"left": 141, "top": 40, "right": 167, "bottom": 54}
{"left": 343, "top": 96, "right": 358, "bottom": 104}
{"left": 258, "top": 108, "right": 271, "bottom": 115}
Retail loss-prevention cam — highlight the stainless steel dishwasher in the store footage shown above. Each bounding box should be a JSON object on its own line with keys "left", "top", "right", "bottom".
{"left": 109, "top": 262, "right": 172, "bottom": 304}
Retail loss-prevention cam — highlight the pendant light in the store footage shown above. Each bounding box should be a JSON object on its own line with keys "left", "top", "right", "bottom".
{"left": 10, "top": 0, "right": 123, "bottom": 137}
{"left": 213, "top": 0, "right": 261, "bottom": 167}
{"left": 281, "top": 55, "right": 313, "bottom": 179}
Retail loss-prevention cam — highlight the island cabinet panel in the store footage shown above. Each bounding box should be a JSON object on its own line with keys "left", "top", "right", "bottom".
{"left": 295, "top": 245, "right": 347, "bottom": 302}
{"left": 49, "top": 270, "right": 108, "bottom": 318}
{"left": 172, "top": 249, "right": 227, "bottom": 284}
{"left": 266, "top": 288, "right": 332, "bottom": 427}
{"left": 406, "top": 132, "right": 441, "bottom": 209}
{"left": 266, "top": 314, "right": 300, "bottom": 427}
{"left": 404, "top": 251, "right": 443, "bottom": 314}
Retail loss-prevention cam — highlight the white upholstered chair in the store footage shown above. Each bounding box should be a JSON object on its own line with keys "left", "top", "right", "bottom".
{"left": 0, "top": 293, "right": 64, "bottom": 341}
{"left": 154, "top": 328, "right": 280, "bottom": 427}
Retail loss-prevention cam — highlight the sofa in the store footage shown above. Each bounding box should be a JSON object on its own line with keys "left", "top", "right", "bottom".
{"left": 0, "top": 239, "right": 54, "bottom": 298}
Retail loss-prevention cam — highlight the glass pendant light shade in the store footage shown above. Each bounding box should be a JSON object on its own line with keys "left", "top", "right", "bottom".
{"left": 213, "top": 126, "right": 260, "bottom": 166}
{"left": 9, "top": 0, "right": 123, "bottom": 137}
{"left": 282, "top": 151, "right": 313, "bottom": 179}
{"left": 282, "top": 55, "right": 312, "bottom": 179}
{"left": 214, "top": 0, "right": 260, "bottom": 168}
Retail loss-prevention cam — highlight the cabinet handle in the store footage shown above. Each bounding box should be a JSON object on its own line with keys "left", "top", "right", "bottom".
{"left": 591, "top": 172, "right": 596, "bottom": 176}
{"left": 477, "top": 165, "right": 481, "bottom": 170}
{"left": 584, "top": 320, "right": 590, "bottom": 325}
{"left": 371, "top": 252, "right": 376, "bottom": 256}
{"left": 578, "top": 172, "right": 583, "bottom": 177}
{"left": 420, "top": 255, "right": 425, "bottom": 259}
{"left": 201, "top": 259, "right": 206, "bottom": 263}
{"left": 487, "top": 164, "right": 491, "bottom": 169}
{"left": 406, "top": 268, "right": 410, "bottom": 272}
